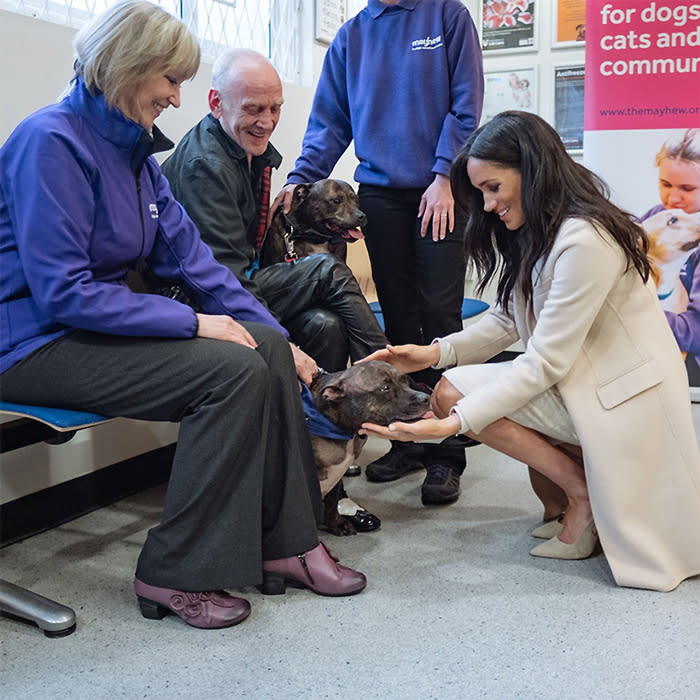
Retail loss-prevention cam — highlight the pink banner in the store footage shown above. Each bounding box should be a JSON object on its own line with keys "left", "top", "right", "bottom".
{"left": 584, "top": 2, "right": 700, "bottom": 394}
{"left": 585, "top": 1, "right": 700, "bottom": 131}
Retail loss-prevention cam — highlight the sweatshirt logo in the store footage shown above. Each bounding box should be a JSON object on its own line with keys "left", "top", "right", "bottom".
{"left": 412, "top": 34, "right": 443, "bottom": 51}
{"left": 149, "top": 203, "right": 159, "bottom": 219}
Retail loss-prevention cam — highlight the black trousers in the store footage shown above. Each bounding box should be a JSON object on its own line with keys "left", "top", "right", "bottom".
{"left": 686, "top": 353, "right": 700, "bottom": 386}
{"left": 254, "top": 254, "right": 387, "bottom": 372}
{"left": 1, "top": 324, "right": 321, "bottom": 590}
{"left": 359, "top": 184, "right": 469, "bottom": 472}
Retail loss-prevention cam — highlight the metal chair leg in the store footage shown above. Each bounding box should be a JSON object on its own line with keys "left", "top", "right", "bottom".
{"left": 0, "top": 578, "right": 76, "bottom": 637}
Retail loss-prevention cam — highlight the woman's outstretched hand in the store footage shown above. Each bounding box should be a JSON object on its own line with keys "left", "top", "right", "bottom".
{"left": 357, "top": 343, "right": 441, "bottom": 375}
{"left": 359, "top": 413, "right": 461, "bottom": 442}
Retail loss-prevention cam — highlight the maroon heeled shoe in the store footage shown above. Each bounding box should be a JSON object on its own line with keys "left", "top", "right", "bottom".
{"left": 134, "top": 578, "right": 251, "bottom": 629}
{"left": 258, "top": 543, "right": 367, "bottom": 596}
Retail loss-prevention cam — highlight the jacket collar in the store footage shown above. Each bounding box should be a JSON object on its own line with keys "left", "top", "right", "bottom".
{"left": 68, "top": 78, "right": 174, "bottom": 173}
{"left": 204, "top": 112, "right": 282, "bottom": 171}
{"left": 130, "top": 125, "right": 174, "bottom": 174}
{"left": 368, "top": 0, "right": 418, "bottom": 19}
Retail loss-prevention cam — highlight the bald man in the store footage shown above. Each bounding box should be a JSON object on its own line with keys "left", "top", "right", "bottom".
{"left": 161, "top": 49, "right": 385, "bottom": 533}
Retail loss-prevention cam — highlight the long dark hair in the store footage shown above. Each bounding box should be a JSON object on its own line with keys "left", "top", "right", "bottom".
{"left": 450, "top": 111, "right": 650, "bottom": 311}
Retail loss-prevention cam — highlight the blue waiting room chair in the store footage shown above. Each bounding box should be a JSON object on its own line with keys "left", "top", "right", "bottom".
{"left": 0, "top": 402, "right": 112, "bottom": 637}
{"left": 369, "top": 297, "right": 489, "bottom": 331}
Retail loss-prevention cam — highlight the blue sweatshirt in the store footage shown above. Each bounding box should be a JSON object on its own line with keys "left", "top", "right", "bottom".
{"left": 287, "top": 0, "right": 483, "bottom": 189}
{"left": 0, "top": 78, "right": 285, "bottom": 373}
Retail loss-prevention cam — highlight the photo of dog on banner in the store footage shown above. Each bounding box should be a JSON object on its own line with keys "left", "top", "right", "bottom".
{"left": 639, "top": 129, "right": 700, "bottom": 379}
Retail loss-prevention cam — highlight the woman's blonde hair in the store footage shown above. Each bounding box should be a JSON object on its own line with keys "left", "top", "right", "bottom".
{"left": 74, "top": 0, "right": 200, "bottom": 111}
{"left": 655, "top": 128, "right": 700, "bottom": 166}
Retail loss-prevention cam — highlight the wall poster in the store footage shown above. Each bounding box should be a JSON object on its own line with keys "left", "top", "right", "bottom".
{"left": 480, "top": 0, "right": 537, "bottom": 53}
{"left": 482, "top": 68, "right": 537, "bottom": 124}
{"left": 554, "top": 64, "right": 585, "bottom": 152}
{"left": 552, "top": 0, "right": 587, "bottom": 47}
{"left": 315, "top": 0, "right": 347, "bottom": 45}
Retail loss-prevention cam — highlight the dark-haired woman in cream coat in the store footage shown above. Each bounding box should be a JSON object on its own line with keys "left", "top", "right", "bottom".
{"left": 361, "top": 112, "right": 700, "bottom": 592}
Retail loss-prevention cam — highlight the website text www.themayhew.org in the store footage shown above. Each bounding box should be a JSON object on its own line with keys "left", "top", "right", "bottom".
{"left": 599, "top": 105, "right": 700, "bottom": 118}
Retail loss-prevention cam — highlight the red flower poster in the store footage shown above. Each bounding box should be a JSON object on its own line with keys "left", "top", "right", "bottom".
{"left": 481, "top": 0, "right": 536, "bottom": 52}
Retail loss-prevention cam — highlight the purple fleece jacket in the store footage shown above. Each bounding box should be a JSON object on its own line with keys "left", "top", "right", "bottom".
{"left": 0, "top": 79, "right": 285, "bottom": 373}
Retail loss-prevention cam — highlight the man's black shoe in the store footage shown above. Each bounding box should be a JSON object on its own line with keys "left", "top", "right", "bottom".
{"left": 340, "top": 509, "right": 381, "bottom": 532}
{"left": 345, "top": 464, "right": 362, "bottom": 477}
{"left": 365, "top": 443, "right": 425, "bottom": 482}
{"left": 421, "top": 463, "right": 461, "bottom": 505}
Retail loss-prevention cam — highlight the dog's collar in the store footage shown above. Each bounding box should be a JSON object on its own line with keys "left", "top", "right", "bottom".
{"left": 276, "top": 209, "right": 298, "bottom": 262}
{"left": 300, "top": 383, "right": 354, "bottom": 440}
{"left": 291, "top": 227, "right": 334, "bottom": 244}
{"left": 278, "top": 208, "right": 333, "bottom": 248}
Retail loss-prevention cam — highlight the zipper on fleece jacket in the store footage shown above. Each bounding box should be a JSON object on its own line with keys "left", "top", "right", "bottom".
{"left": 134, "top": 175, "right": 147, "bottom": 260}
{"left": 129, "top": 126, "right": 175, "bottom": 261}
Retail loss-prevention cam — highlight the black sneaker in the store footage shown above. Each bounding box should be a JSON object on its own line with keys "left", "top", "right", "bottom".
{"left": 421, "top": 463, "right": 461, "bottom": 505}
{"left": 365, "top": 442, "right": 426, "bottom": 482}
{"left": 344, "top": 464, "right": 362, "bottom": 477}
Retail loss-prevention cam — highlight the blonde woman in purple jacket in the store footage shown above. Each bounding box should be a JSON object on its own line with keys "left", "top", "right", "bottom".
{"left": 0, "top": 1, "right": 365, "bottom": 631}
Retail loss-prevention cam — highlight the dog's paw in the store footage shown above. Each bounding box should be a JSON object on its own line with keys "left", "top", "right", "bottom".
{"left": 324, "top": 513, "right": 358, "bottom": 537}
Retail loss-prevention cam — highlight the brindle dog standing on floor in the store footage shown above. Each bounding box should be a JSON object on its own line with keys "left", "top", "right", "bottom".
{"left": 259, "top": 179, "right": 367, "bottom": 267}
{"left": 310, "top": 361, "right": 432, "bottom": 535}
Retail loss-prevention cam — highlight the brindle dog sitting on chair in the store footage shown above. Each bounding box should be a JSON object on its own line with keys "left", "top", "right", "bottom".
{"left": 260, "top": 179, "right": 366, "bottom": 267}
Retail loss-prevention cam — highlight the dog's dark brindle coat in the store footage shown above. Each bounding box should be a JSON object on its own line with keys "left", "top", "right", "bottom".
{"left": 309, "top": 361, "right": 431, "bottom": 535}
{"left": 260, "top": 179, "right": 366, "bottom": 267}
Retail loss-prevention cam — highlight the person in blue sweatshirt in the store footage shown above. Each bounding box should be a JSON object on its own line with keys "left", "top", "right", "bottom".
{"left": 0, "top": 0, "right": 366, "bottom": 631}
{"left": 276, "top": 0, "right": 484, "bottom": 506}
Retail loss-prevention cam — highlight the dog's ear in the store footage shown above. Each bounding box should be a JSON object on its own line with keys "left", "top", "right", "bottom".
{"left": 321, "top": 381, "right": 346, "bottom": 402}
{"left": 292, "top": 184, "right": 311, "bottom": 208}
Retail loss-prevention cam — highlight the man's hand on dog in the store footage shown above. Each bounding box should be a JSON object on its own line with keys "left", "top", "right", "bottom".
{"left": 418, "top": 174, "right": 454, "bottom": 241}
{"left": 289, "top": 342, "right": 318, "bottom": 385}
{"left": 358, "top": 343, "right": 440, "bottom": 375}
{"left": 272, "top": 184, "right": 297, "bottom": 215}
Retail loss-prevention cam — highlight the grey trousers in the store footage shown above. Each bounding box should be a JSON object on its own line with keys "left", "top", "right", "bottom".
{"left": 1, "top": 323, "right": 321, "bottom": 590}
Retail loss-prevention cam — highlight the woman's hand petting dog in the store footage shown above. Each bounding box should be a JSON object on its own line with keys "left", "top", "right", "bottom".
{"left": 357, "top": 343, "right": 458, "bottom": 441}
{"left": 358, "top": 343, "right": 441, "bottom": 375}
{"left": 359, "top": 413, "right": 460, "bottom": 443}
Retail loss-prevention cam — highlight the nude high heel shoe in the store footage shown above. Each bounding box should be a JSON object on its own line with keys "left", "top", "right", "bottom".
{"left": 529, "top": 520, "right": 597, "bottom": 560}
{"left": 531, "top": 514, "right": 564, "bottom": 539}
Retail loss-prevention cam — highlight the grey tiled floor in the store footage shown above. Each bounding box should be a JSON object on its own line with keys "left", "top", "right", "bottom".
{"left": 2, "top": 435, "right": 699, "bottom": 700}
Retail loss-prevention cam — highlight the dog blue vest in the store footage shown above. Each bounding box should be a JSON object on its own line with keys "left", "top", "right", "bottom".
{"left": 300, "top": 383, "right": 354, "bottom": 440}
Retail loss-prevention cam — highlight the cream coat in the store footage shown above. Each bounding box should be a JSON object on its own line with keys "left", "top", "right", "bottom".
{"left": 437, "top": 218, "right": 700, "bottom": 591}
